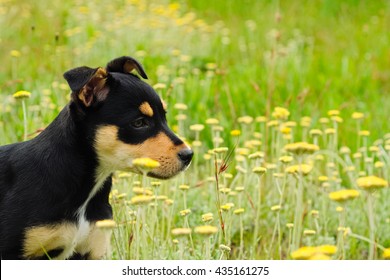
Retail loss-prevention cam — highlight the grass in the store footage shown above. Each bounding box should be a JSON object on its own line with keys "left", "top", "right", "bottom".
{"left": 0, "top": 0, "right": 389, "bottom": 260}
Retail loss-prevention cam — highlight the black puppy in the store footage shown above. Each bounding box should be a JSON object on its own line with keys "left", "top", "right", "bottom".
{"left": 0, "top": 56, "right": 193, "bottom": 259}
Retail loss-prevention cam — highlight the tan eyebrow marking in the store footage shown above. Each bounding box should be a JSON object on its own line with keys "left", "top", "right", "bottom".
{"left": 139, "top": 102, "right": 154, "bottom": 117}
{"left": 161, "top": 99, "right": 168, "bottom": 112}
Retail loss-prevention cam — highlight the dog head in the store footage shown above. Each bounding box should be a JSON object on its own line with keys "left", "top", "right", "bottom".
{"left": 63, "top": 56, "right": 193, "bottom": 179}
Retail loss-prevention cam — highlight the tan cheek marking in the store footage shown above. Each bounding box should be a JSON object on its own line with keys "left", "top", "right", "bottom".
{"left": 139, "top": 102, "right": 154, "bottom": 117}
{"left": 23, "top": 223, "right": 77, "bottom": 259}
{"left": 75, "top": 224, "right": 112, "bottom": 260}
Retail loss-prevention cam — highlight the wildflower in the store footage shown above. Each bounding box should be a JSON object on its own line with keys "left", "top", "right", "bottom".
{"left": 353, "top": 152, "right": 362, "bottom": 159}
{"left": 179, "top": 184, "right": 190, "bottom": 191}
{"left": 383, "top": 248, "right": 390, "bottom": 260}
{"left": 219, "top": 187, "right": 231, "bottom": 194}
{"left": 284, "top": 142, "right": 319, "bottom": 155}
{"left": 10, "top": 50, "right": 21, "bottom": 57}
{"left": 172, "top": 239, "right": 179, "bottom": 244}
{"left": 233, "top": 208, "right": 245, "bottom": 215}
{"left": 267, "top": 120, "right": 279, "bottom": 127}
{"left": 272, "top": 107, "right": 290, "bottom": 120}
{"left": 369, "top": 146, "right": 379, "bottom": 153}
{"left": 310, "top": 210, "right": 319, "bottom": 217}
{"left": 235, "top": 186, "right": 245, "bottom": 192}
{"left": 230, "top": 129, "right": 241, "bottom": 136}
{"left": 214, "top": 147, "right": 228, "bottom": 154}
{"left": 318, "top": 176, "right": 328, "bottom": 182}
{"left": 132, "top": 158, "right": 160, "bottom": 169}
{"left": 291, "top": 245, "right": 337, "bottom": 260}
{"left": 327, "top": 110, "right": 340, "bottom": 116}
{"left": 280, "top": 126, "right": 291, "bottom": 135}
{"left": 286, "top": 223, "right": 294, "bottom": 229}
{"left": 95, "top": 219, "right": 116, "bottom": 229}
{"left": 285, "top": 121, "right": 297, "bottom": 127}
{"left": 325, "top": 128, "right": 336, "bottom": 135}
{"left": 329, "top": 189, "right": 360, "bottom": 202}
{"left": 248, "top": 151, "right": 265, "bottom": 159}
{"left": 165, "top": 199, "right": 174, "bottom": 206}
{"left": 300, "top": 117, "right": 311, "bottom": 127}
{"left": 175, "top": 114, "right": 187, "bottom": 121}
{"left": 375, "top": 161, "right": 384, "bottom": 168}
{"left": 190, "top": 124, "right": 205, "bottom": 131}
{"left": 309, "top": 129, "right": 323, "bottom": 136}
{"left": 252, "top": 166, "right": 267, "bottom": 175}
{"left": 130, "top": 195, "right": 153, "bottom": 205}
{"left": 219, "top": 244, "right": 231, "bottom": 252}
{"left": 336, "top": 206, "right": 344, "bottom": 212}
{"left": 357, "top": 176, "right": 388, "bottom": 191}
{"left": 303, "top": 229, "right": 316, "bottom": 236}
{"left": 339, "top": 146, "right": 351, "bottom": 155}
{"left": 13, "top": 90, "right": 31, "bottom": 100}
{"left": 180, "top": 209, "right": 192, "bottom": 216}
{"left": 255, "top": 116, "right": 267, "bottom": 123}
{"left": 271, "top": 205, "right": 281, "bottom": 211}
{"left": 331, "top": 116, "right": 343, "bottom": 123}
{"left": 279, "top": 155, "right": 293, "bottom": 164}
{"left": 194, "top": 225, "right": 218, "bottom": 235}
{"left": 285, "top": 164, "right": 313, "bottom": 176}
{"left": 237, "top": 148, "right": 250, "bottom": 156}
{"left": 221, "top": 203, "right": 234, "bottom": 211}
{"left": 202, "top": 213, "right": 214, "bottom": 222}
{"left": 132, "top": 187, "right": 153, "bottom": 196}
{"left": 319, "top": 117, "right": 329, "bottom": 124}
{"left": 206, "top": 118, "right": 219, "bottom": 125}
{"left": 352, "top": 112, "right": 364, "bottom": 120}
{"left": 171, "top": 228, "right": 192, "bottom": 236}
{"left": 359, "top": 130, "right": 370, "bottom": 136}
{"left": 237, "top": 116, "right": 253, "bottom": 124}
{"left": 223, "top": 173, "right": 234, "bottom": 179}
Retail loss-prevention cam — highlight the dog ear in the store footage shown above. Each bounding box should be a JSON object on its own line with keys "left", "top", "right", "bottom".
{"left": 106, "top": 56, "right": 148, "bottom": 79}
{"left": 63, "top": 67, "right": 109, "bottom": 107}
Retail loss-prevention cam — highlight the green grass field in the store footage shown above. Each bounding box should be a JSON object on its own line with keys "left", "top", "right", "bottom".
{"left": 1, "top": 0, "right": 389, "bottom": 260}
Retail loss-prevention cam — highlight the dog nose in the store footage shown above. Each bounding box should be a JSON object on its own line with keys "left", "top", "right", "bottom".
{"left": 178, "top": 148, "right": 193, "bottom": 166}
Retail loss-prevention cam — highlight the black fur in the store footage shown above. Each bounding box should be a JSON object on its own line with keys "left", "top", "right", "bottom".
{"left": 0, "top": 56, "right": 192, "bottom": 259}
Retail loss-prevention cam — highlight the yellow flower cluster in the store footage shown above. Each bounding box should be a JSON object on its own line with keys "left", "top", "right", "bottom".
{"left": 291, "top": 245, "right": 337, "bottom": 260}
{"left": 356, "top": 176, "right": 388, "bottom": 191}
{"left": 272, "top": 106, "right": 290, "bottom": 120}
{"left": 194, "top": 225, "right": 218, "bottom": 235}
{"left": 285, "top": 164, "right": 313, "bottom": 176}
{"left": 13, "top": 90, "right": 31, "bottom": 100}
{"left": 284, "top": 142, "right": 319, "bottom": 155}
{"left": 328, "top": 189, "right": 360, "bottom": 202}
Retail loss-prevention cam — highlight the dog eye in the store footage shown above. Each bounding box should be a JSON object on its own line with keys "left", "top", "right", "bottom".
{"left": 131, "top": 118, "right": 149, "bottom": 128}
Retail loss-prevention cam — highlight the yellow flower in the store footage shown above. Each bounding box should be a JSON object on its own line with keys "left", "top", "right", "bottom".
{"left": 327, "top": 109, "right": 340, "bottom": 116}
{"left": 248, "top": 152, "right": 265, "bottom": 159}
{"left": 357, "top": 176, "right": 388, "bottom": 191}
{"left": 309, "top": 129, "right": 323, "bottom": 136}
{"left": 286, "top": 223, "right": 294, "bottom": 229}
{"left": 325, "top": 128, "right": 336, "bottom": 134}
{"left": 219, "top": 244, "right": 231, "bottom": 252}
{"left": 280, "top": 126, "right": 291, "bottom": 135}
{"left": 291, "top": 245, "right": 337, "bottom": 260}
{"left": 255, "top": 116, "right": 267, "bottom": 123}
{"left": 237, "top": 116, "right": 253, "bottom": 124}
{"left": 95, "top": 219, "right": 116, "bottom": 229}
{"left": 383, "top": 248, "right": 390, "bottom": 260}
{"left": 339, "top": 146, "right": 351, "bottom": 155}
{"left": 279, "top": 155, "right": 293, "bottom": 164}
{"left": 233, "top": 208, "right": 245, "bottom": 215}
{"left": 271, "top": 205, "right": 282, "bottom": 211}
{"left": 359, "top": 130, "right": 370, "bottom": 136}
{"left": 132, "top": 158, "right": 160, "bottom": 169}
{"left": 130, "top": 195, "right": 153, "bottom": 205}
{"left": 180, "top": 209, "right": 192, "bottom": 216}
{"left": 318, "top": 176, "right": 328, "bottom": 182}
{"left": 132, "top": 187, "right": 153, "bottom": 196}
{"left": 221, "top": 203, "right": 234, "bottom": 211}
{"left": 303, "top": 229, "right": 316, "bottom": 236}
{"left": 179, "top": 184, "right": 190, "bottom": 191}
{"left": 331, "top": 116, "right": 343, "bottom": 123}
{"left": 171, "top": 228, "right": 192, "bottom": 236}
{"left": 272, "top": 106, "right": 290, "bottom": 120}
{"left": 190, "top": 124, "right": 205, "bottom": 131}
{"left": 230, "top": 129, "right": 241, "bottom": 136}
{"left": 13, "top": 90, "right": 31, "bottom": 100}
{"left": 352, "top": 112, "right": 364, "bottom": 120}
{"left": 336, "top": 206, "right": 344, "bottom": 212}
{"left": 252, "top": 166, "right": 267, "bottom": 175}
{"left": 284, "top": 142, "right": 319, "bottom": 155}
{"left": 10, "top": 50, "right": 21, "bottom": 57}
{"left": 205, "top": 118, "right": 219, "bottom": 125}
{"left": 375, "top": 161, "right": 384, "bottom": 168}
{"left": 214, "top": 147, "right": 228, "bottom": 153}
{"left": 285, "top": 164, "right": 313, "bottom": 176}
{"left": 329, "top": 189, "right": 360, "bottom": 202}
{"left": 319, "top": 117, "right": 329, "bottom": 124}
{"left": 194, "top": 225, "right": 218, "bottom": 235}
{"left": 201, "top": 213, "right": 214, "bottom": 222}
